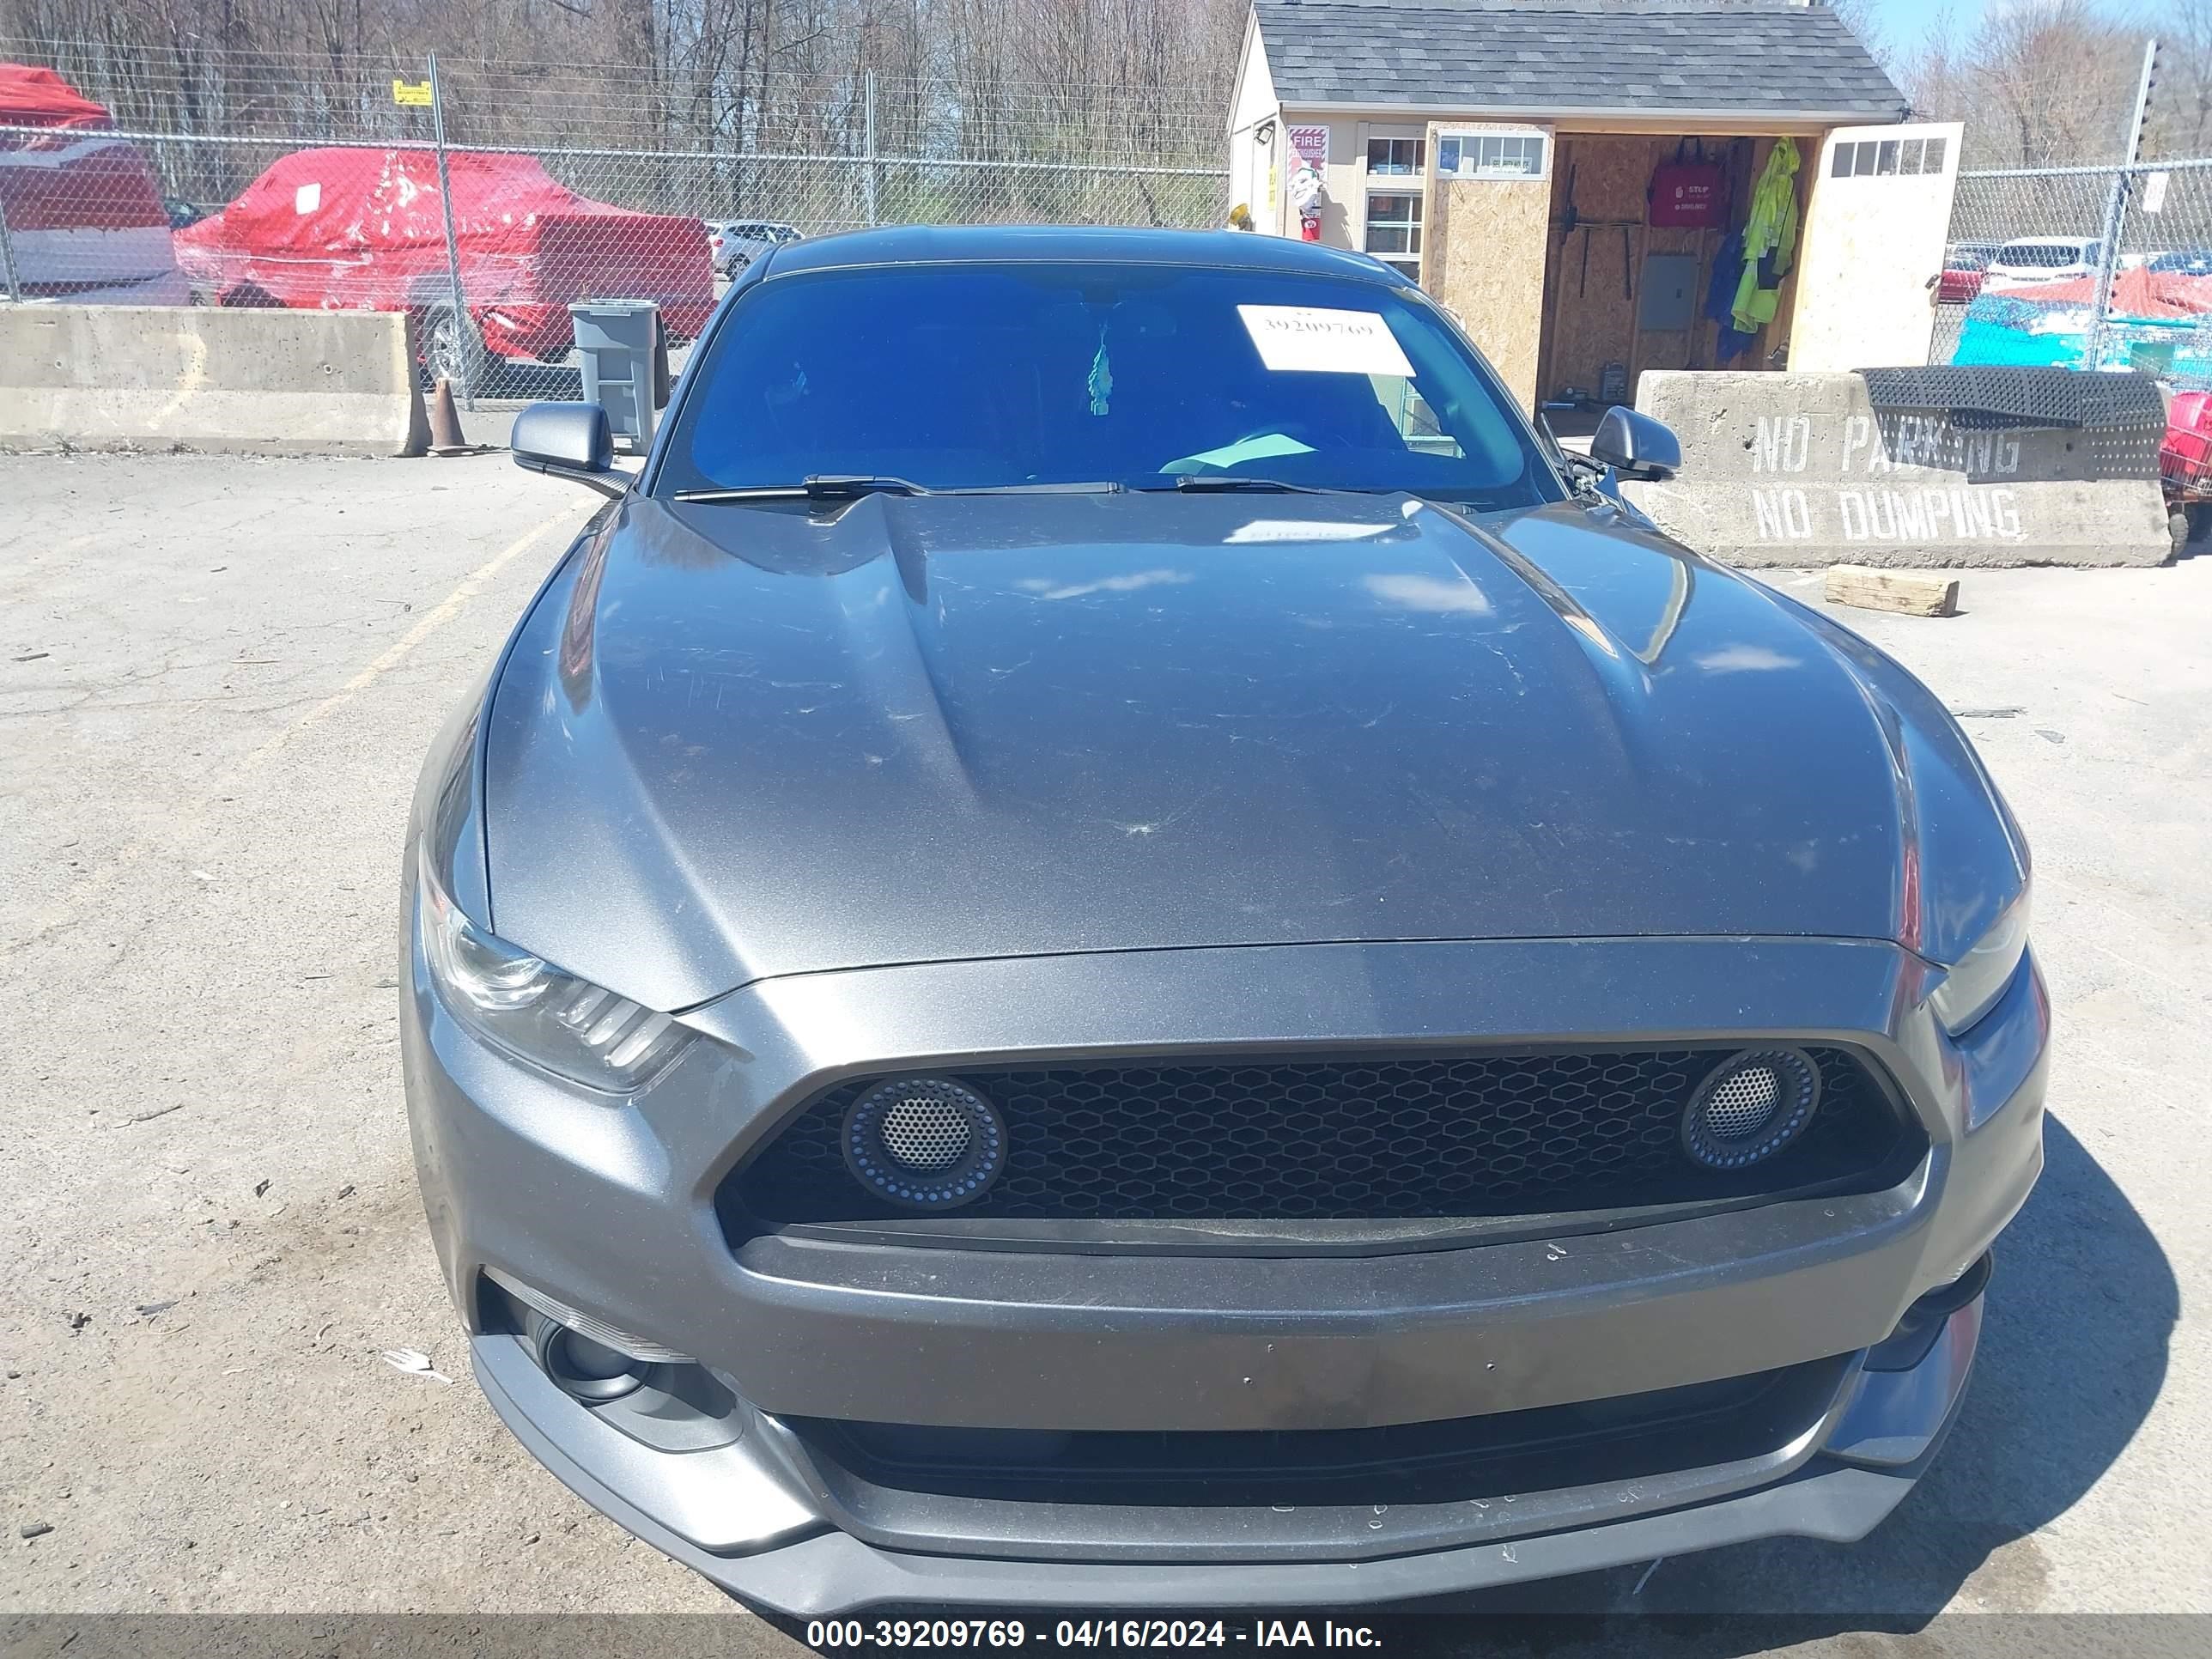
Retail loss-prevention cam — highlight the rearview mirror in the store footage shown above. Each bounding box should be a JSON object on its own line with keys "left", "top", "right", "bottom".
{"left": 512, "top": 401, "right": 623, "bottom": 498}
{"left": 1589, "top": 406, "right": 1682, "bottom": 483}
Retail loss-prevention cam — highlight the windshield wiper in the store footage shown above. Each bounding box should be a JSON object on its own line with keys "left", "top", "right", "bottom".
{"left": 673, "top": 477, "right": 1126, "bottom": 503}
{"left": 948, "top": 480, "right": 1124, "bottom": 495}
{"left": 1166, "top": 475, "right": 1339, "bottom": 495}
{"left": 674, "top": 475, "right": 932, "bottom": 502}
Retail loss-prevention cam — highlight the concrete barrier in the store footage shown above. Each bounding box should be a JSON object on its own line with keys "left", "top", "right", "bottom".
{"left": 1624, "top": 370, "right": 2171, "bottom": 568}
{"left": 0, "top": 305, "right": 428, "bottom": 458}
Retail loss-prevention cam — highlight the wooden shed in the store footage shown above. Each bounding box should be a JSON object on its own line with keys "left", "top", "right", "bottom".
{"left": 1230, "top": 0, "right": 1960, "bottom": 422}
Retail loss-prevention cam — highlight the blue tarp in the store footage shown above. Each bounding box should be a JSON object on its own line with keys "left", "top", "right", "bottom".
{"left": 1952, "top": 290, "right": 2212, "bottom": 379}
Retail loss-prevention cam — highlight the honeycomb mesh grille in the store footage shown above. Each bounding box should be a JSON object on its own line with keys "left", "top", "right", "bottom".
{"left": 879, "top": 1089, "right": 974, "bottom": 1170}
{"left": 1704, "top": 1066, "right": 1784, "bottom": 1139}
{"left": 730, "top": 1048, "right": 1911, "bottom": 1227}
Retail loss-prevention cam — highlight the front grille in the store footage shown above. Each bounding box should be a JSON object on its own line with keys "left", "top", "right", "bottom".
{"left": 784, "top": 1357, "right": 1851, "bottom": 1510}
{"left": 727, "top": 1047, "right": 1917, "bottom": 1230}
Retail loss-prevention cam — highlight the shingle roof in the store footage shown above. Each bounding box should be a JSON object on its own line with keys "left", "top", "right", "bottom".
{"left": 1253, "top": 0, "right": 1908, "bottom": 120}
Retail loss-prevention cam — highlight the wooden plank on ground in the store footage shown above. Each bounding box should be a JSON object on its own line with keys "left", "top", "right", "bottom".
{"left": 1823, "top": 564, "right": 1960, "bottom": 618}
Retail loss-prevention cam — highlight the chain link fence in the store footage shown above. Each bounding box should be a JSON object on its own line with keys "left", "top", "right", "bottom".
{"left": 1934, "top": 155, "right": 2212, "bottom": 389}
{"left": 0, "top": 41, "right": 1231, "bottom": 404}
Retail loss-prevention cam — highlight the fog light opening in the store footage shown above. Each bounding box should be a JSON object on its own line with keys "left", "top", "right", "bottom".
{"left": 526, "top": 1310, "right": 653, "bottom": 1402}
{"left": 1864, "top": 1252, "right": 1994, "bottom": 1373}
{"left": 1680, "top": 1048, "right": 1820, "bottom": 1170}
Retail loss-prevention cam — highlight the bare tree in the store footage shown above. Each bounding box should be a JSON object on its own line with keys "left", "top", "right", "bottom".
{"left": 0, "top": 0, "right": 1243, "bottom": 225}
{"left": 2143, "top": 0, "right": 2212, "bottom": 160}
{"left": 1824, "top": 0, "right": 1889, "bottom": 68}
{"left": 1885, "top": 0, "right": 2212, "bottom": 167}
{"left": 1, "top": 0, "right": 1241, "bottom": 151}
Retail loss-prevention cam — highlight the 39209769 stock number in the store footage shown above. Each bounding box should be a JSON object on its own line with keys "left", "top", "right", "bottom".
{"left": 806, "top": 1620, "right": 1233, "bottom": 1649}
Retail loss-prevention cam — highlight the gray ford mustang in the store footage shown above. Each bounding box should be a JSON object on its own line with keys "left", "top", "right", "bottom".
{"left": 400, "top": 227, "right": 2046, "bottom": 1615}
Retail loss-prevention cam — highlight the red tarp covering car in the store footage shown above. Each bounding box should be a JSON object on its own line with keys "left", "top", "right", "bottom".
{"left": 1, "top": 61, "right": 108, "bottom": 126}
{"left": 173, "top": 147, "right": 714, "bottom": 362}
{"left": 2016, "top": 265, "right": 2212, "bottom": 319}
{"left": 0, "top": 63, "right": 187, "bottom": 301}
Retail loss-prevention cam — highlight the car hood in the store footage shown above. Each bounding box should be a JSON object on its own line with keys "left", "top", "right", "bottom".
{"left": 482, "top": 490, "right": 2027, "bottom": 1011}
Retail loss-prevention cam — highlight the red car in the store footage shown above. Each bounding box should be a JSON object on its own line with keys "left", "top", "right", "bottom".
{"left": 1936, "top": 245, "right": 1992, "bottom": 306}
{"left": 0, "top": 63, "right": 186, "bottom": 303}
{"left": 174, "top": 147, "right": 713, "bottom": 382}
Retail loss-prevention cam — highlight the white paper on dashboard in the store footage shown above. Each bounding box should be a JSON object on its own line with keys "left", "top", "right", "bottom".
{"left": 1237, "top": 305, "right": 1414, "bottom": 376}
{"left": 1171, "top": 431, "right": 1315, "bottom": 471}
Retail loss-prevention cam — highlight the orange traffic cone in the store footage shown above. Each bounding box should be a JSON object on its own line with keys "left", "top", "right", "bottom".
{"left": 428, "top": 377, "right": 470, "bottom": 455}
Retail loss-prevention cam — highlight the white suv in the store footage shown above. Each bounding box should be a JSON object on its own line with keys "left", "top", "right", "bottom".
{"left": 706, "top": 220, "right": 803, "bottom": 278}
{"left": 1984, "top": 236, "right": 2103, "bottom": 287}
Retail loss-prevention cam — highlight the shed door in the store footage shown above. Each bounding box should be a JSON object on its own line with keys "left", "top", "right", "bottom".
{"left": 1789, "top": 122, "right": 1965, "bottom": 372}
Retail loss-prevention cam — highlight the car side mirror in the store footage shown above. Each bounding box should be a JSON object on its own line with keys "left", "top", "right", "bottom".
{"left": 511, "top": 401, "right": 623, "bottom": 498}
{"left": 1589, "top": 405, "right": 1682, "bottom": 483}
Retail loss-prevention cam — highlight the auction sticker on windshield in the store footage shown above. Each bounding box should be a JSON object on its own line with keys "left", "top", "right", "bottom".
{"left": 1237, "top": 305, "right": 1414, "bottom": 377}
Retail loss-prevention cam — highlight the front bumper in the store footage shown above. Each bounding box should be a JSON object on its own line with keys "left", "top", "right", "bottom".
{"left": 402, "top": 933, "right": 2046, "bottom": 1613}
{"left": 472, "top": 1289, "right": 1984, "bottom": 1615}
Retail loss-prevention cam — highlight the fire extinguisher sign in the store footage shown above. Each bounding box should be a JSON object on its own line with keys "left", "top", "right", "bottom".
{"left": 1287, "top": 126, "right": 1328, "bottom": 240}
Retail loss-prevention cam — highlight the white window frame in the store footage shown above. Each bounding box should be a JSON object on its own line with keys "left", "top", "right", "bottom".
{"left": 1363, "top": 134, "right": 1427, "bottom": 179}
{"left": 1830, "top": 134, "right": 1951, "bottom": 179}
{"left": 1356, "top": 122, "right": 1430, "bottom": 274}
{"left": 1435, "top": 127, "right": 1550, "bottom": 182}
{"left": 1363, "top": 188, "right": 1424, "bottom": 279}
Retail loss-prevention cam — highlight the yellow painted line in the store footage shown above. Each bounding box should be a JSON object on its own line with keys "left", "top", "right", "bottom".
{"left": 7, "top": 501, "right": 591, "bottom": 954}
{"left": 240, "top": 503, "right": 584, "bottom": 769}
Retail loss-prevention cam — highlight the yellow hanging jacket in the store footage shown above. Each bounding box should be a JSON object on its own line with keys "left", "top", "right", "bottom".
{"left": 1732, "top": 137, "right": 1801, "bottom": 333}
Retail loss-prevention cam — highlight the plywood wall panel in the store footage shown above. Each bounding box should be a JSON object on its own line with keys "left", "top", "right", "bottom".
{"left": 1549, "top": 222, "right": 1641, "bottom": 398}
{"left": 1420, "top": 121, "right": 1553, "bottom": 411}
{"left": 1544, "top": 136, "right": 1650, "bottom": 402}
{"left": 1564, "top": 136, "right": 1654, "bottom": 222}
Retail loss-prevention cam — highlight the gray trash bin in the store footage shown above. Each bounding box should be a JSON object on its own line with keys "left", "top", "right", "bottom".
{"left": 568, "top": 300, "right": 665, "bottom": 450}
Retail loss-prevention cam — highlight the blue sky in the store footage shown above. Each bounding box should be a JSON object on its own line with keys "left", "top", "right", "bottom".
{"left": 1856, "top": 0, "right": 2143, "bottom": 60}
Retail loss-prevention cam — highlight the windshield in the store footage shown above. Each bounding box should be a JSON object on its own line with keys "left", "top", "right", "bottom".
{"left": 659, "top": 262, "right": 1561, "bottom": 510}
{"left": 1998, "top": 243, "right": 2089, "bottom": 268}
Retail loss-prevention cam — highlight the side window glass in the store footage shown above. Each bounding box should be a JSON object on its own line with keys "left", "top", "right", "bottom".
{"left": 1366, "top": 378, "right": 1462, "bottom": 457}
